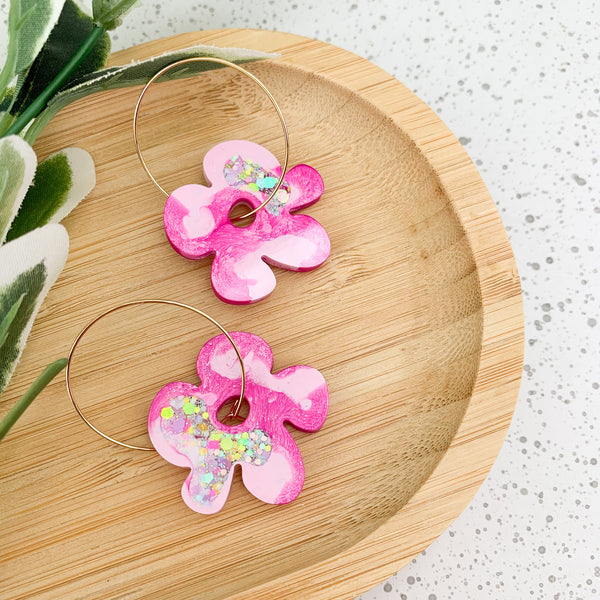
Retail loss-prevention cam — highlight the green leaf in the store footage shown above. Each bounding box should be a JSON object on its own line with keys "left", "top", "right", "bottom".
{"left": 24, "top": 44, "right": 278, "bottom": 143}
{"left": 10, "top": 0, "right": 111, "bottom": 117}
{"left": 0, "top": 135, "right": 37, "bottom": 243}
{"left": 6, "top": 147, "right": 95, "bottom": 241}
{"left": 0, "top": 357, "right": 67, "bottom": 442}
{"left": 92, "top": 0, "right": 138, "bottom": 30}
{"left": 11, "top": 0, "right": 66, "bottom": 75}
{"left": 0, "top": 294, "right": 25, "bottom": 350}
{"left": 0, "top": 0, "right": 65, "bottom": 96}
{"left": 0, "top": 223, "right": 69, "bottom": 395}
{"left": 0, "top": 89, "right": 15, "bottom": 113}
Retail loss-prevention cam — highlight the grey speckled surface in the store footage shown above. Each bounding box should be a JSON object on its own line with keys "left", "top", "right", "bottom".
{"left": 3, "top": 1, "right": 599, "bottom": 598}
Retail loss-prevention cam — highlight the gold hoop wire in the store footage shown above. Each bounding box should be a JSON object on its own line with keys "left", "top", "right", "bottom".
{"left": 133, "top": 57, "right": 289, "bottom": 221}
{"left": 65, "top": 299, "right": 246, "bottom": 451}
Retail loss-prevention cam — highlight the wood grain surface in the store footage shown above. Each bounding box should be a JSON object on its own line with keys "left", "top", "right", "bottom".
{"left": 0, "top": 29, "right": 524, "bottom": 600}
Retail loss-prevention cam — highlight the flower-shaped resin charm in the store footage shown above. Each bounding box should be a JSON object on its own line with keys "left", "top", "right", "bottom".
{"left": 148, "top": 332, "right": 329, "bottom": 514}
{"left": 163, "top": 140, "right": 330, "bottom": 304}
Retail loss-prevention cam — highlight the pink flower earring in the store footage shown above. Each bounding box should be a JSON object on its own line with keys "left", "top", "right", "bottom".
{"left": 133, "top": 58, "right": 331, "bottom": 304}
{"left": 66, "top": 300, "right": 329, "bottom": 514}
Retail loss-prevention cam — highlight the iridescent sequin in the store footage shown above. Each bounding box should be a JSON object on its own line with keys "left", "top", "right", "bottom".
{"left": 160, "top": 394, "right": 271, "bottom": 505}
{"left": 165, "top": 140, "right": 329, "bottom": 304}
{"left": 223, "top": 154, "right": 291, "bottom": 215}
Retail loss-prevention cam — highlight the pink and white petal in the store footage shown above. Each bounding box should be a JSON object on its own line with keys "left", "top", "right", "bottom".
{"left": 262, "top": 219, "right": 330, "bottom": 270}
{"left": 242, "top": 448, "right": 304, "bottom": 505}
{"left": 200, "top": 332, "right": 274, "bottom": 384}
{"left": 164, "top": 188, "right": 215, "bottom": 259}
{"left": 283, "top": 164, "right": 325, "bottom": 212}
{"left": 270, "top": 366, "right": 329, "bottom": 431}
{"left": 211, "top": 246, "right": 276, "bottom": 304}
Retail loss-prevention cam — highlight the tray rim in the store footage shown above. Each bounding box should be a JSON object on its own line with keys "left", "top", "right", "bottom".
{"left": 67, "top": 28, "right": 524, "bottom": 599}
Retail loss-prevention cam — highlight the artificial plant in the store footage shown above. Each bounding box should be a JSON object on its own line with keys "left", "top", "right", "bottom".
{"left": 0, "top": 0, "right": 274, "bottom": 440}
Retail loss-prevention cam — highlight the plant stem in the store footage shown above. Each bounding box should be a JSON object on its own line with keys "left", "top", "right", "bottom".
{"left": 3, "top": 25, "right": 105, "bottom": 138}
{"left": 0, "top": 111, "right": 16, "bottom": 137}
{"left": 0, "top": 358, "right": 68, "bottom": 442}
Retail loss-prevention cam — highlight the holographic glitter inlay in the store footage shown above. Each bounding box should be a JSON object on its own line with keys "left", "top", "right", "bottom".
{"left": 165, "top": 140, "right": 329, "bottom": 304}
{"left": 160, "top": 394, "right": 271, "bottom": 505}
{"left": 223, "top": 154, "right": 291, "bottom": 215}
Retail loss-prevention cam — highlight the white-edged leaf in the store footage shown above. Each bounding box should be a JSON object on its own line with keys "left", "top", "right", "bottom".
{"left": 48, "top": 147, "right": 95, "bottom": 223}
{"left": 0, "top": 223, "right": 69, "bottom": 395}
{"left": 25, "top": 44, "right": 279, "bottom": 142}
{"left": 6, "top": 147, "right": 95, "bottom": 241}
{"left": 14, "top": 0, "right": 65, "bottom": 74}
{"left": 7, "top": 0, "right": 65, "bottom": 78}
{"left": 0, "top": 135, "right": 37, "bottom": 244}
{"left": 10, "top": 0, "right": 112, "bottom": 118}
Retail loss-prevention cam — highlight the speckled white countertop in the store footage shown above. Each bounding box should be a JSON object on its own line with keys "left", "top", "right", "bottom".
{"left": 5, "top": 0, "right": 599, "bottom": 598}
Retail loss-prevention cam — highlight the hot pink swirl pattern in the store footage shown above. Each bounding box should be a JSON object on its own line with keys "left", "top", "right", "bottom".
{"left": 163, "top": 140, "right": 330, "bottom": 304}
{"left": 148, "top": 332, "right": 329, "bottom": 514}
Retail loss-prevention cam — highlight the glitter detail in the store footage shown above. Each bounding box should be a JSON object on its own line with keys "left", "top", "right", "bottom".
{"left": 160, "top": 394, "right": 271, "bottom": 506}
{"left": 149, "top": 332, "right": 330, "bottom": 513}
{"left": 165, "top": 141, "right": 329, "bottom": 304}
{"left": 223, "top": 154, "right": 291, "bottom": 216}
{"left": 161, "top": 406, "right": 174, "bottom": 419}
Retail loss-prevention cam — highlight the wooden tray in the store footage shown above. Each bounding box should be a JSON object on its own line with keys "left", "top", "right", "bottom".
{"left": 0, "top": 29, "right": 524, "bottom": 600}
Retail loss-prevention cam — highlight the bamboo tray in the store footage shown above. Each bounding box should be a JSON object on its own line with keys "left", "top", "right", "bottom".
{"left": 0, "top": 29, "right": 524, "bottom": 600}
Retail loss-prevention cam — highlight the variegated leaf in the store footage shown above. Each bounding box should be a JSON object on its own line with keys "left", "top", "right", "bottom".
{"left": 0, "top": 0, "right": 65, "bottom": 95}
{"left": 0, "top": 223, "right": 69, "bottom": 395}
{"left": 0, "top": 134, "right": 37, "bottom": 243}
{"left": 6, "top": 147, "right": 95, "bottom": 241}
{"left": 24, "top": 44, "right": 278, "bottom": 142}
{"left": 10, "top": 0, "right": 111, "bottom": 117}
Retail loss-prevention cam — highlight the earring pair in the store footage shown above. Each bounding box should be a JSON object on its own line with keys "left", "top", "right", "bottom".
{"left": 67, "top": 59, "right": 330, "bottom": 514}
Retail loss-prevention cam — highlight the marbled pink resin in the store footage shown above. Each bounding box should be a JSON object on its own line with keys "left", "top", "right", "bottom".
{"left": 148, "top": 332, "right": 329, "bottom": 514}
{"left": 164, "top": 140, "right": 330, "bottom": 304}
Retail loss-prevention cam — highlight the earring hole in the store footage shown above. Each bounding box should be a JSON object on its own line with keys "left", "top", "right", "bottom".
{"left": 216, "top": 396, "right": 250, "bottom": 426}
{"left": 229, "top": 200, "right": 257, "bottom": 228}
